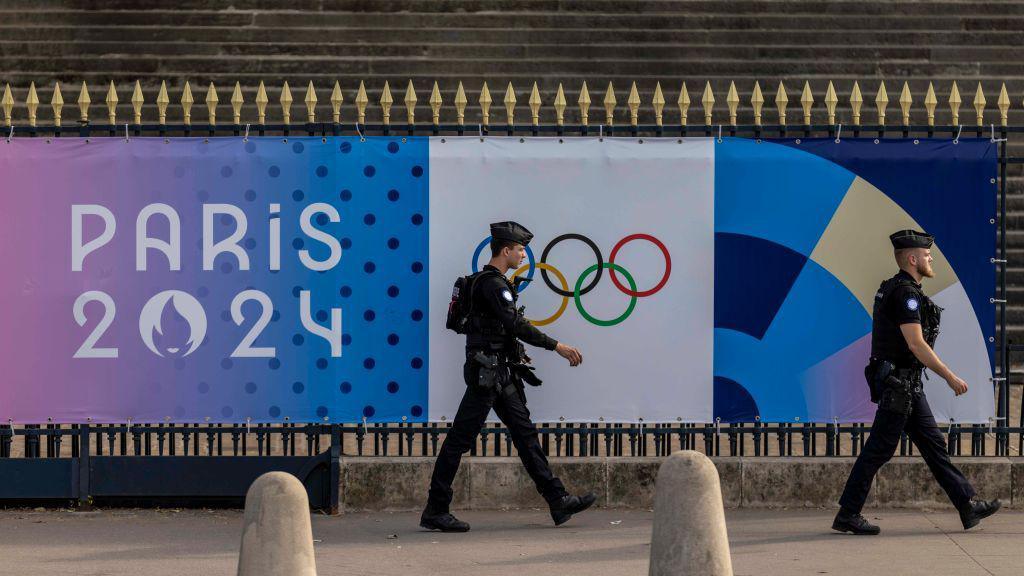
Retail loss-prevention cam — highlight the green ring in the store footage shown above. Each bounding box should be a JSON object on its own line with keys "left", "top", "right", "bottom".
{"left": 574, "top": 262, "right": 638, "bottom": 327}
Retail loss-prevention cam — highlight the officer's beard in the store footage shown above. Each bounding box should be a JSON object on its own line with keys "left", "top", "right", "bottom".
{"left": 918, "top": 260, "right": 935, "bottom": 278}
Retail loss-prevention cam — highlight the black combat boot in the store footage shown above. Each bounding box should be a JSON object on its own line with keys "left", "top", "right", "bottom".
{"left": 420, "top": 510, "right": 471, "bottom": 532}
{"left": 959, "top": 498, "right": 1001, "bottom": 530}
{"left": 549, "top": 492, "right": 597, "bottom": 526}
{"left": 831, "top": 509, "right": 881, "bottom": 535}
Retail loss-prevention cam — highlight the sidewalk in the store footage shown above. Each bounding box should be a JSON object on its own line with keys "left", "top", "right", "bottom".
{"left": 0, "top": 507, "right": 1020, "bottom": 575}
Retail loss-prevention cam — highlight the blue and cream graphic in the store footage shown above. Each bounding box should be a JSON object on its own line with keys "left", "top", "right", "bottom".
{"left": 0, "top": 136, "right": 996, "bottom": 424}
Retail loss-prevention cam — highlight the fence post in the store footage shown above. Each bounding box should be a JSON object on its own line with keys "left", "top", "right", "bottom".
{"left": 78, "top": 423, "right": 91, "bottom": 508}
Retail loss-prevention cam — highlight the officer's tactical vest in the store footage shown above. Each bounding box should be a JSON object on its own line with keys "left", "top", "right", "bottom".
{"left": 458, "top": 270, "right": 515, "bottom": 352}
{"left": 872, "top": 275, "right": 942, "bottom": 368}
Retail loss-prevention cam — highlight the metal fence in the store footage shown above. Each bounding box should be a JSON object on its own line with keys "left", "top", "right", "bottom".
{"left": 0, "top": 76, "right": 1021, "bottom": 471}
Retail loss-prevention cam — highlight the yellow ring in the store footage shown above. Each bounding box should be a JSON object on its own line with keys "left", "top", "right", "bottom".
{"left": 512, "top": 262, "right": 569, "bottom": 326}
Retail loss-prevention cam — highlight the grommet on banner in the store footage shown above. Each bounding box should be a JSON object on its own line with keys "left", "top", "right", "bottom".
{"left": 243, "top": 123, "right": 250, "bottom": 142}
{"left": 355, "top": 122, "right": 365, "bottom": 143}
{"left": 991, "top": 123, "right": 1008, "bottom": 143}
{"left": 953, "top": 124, "right": 962, "bottom": 145}
{"left": 834, "top": 123, "right": 842, "bottom": 144}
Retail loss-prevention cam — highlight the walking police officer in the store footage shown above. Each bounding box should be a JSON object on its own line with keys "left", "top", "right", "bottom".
{"left": 420, "top": 221, "right": 597, "bottom": 532}
{"left": 833, "top": 229, "right": 1000, "bottom": 535}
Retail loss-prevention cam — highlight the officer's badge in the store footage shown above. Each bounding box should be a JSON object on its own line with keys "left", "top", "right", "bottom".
{"left": 906, "top": 298, "right": 919, "bottom": 311}
{"left": 502, "top": 289, "right": 514, "bottom": 302}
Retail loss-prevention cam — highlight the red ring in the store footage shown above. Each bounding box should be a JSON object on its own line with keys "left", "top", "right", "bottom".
{"left": 608, "top": 234, "right": 671, "bottom": 297}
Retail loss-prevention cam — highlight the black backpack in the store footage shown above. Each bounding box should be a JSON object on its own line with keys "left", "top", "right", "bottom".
{"left": 445, "top": 270, "right": 497, "bottom": 334}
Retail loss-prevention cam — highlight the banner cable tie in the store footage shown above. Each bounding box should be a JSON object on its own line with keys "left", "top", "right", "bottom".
{"left": 599, "top": 125, "right": 603, "bottom": 140}
{"left": 717, "top": 125, "right": 722, "bottom": 143}
{"left": 478, "top": 123, "right": 483, "bottom": 139}
{"left": 835, "top": 124, "right": 843, "bottom": 143}
{"left": 991, "top": 123, "right": 1007, "bottom": 143}
{"left": 355, "top": 122, "right": 365, "bottom": 142}
{"left": 243, "top": 123, "right": 250, "bottom": 142}
{"left": 953, "top": 124, "right": 962, "bottom": 144}
{"left": 6, "top": 125, "right": 13, "bottom": 142}
{"left": 124, "top": 123, "right": 129, "bottom": 142}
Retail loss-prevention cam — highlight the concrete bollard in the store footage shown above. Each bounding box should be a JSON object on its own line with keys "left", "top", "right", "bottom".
{"left": 649, "top": 451, "right": 732, "bottom": 576}
{"left": 237, "top": 471, "right": 317, "bottom": 576}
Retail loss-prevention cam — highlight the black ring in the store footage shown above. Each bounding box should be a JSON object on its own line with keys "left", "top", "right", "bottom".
{"left": 540, "top": 233, "right": 604, "bottom": 297}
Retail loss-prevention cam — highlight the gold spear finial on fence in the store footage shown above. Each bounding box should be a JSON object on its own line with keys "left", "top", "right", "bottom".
{"left": 429, "top": 81, "right": 442, "bottom": 126}
{"left": 677, "top": 82, "right": 689, "bottom": 126}
{"left": 78, "top": 81, "right": 91, "bottom": 124}
{"left": 51, "top": 82, "right": 64, "bottom": 127}
{"left": 355, "top": 81, "right": 369, "bottom": 125}
{"left": 850, "top": 81, "right": 863, "bottom": 125}
{"left": 775, "top": 81, "right": 788, "bottom": 126}
{"left": 924, "top": 82, "right": 937, "bottom": 127}
{"left": 105, "top": 81, "right": 117, "bottom": 125}
{"left": 652, "top": 82, "right": 665, "bottom": 127}
{"left": 380, "top": 80, "right": 393, "bottom": 126}
{"left": 875, "top": 81, "right": 888, "bottom": 126}
{"left": 479, "top": 82, "right": 492, "bottom": 127}
{"left": 156, "top": 80, "right": 169, "bottom": 125}
{"left": 825, "top": 81, "right": 838, "bottom": 125}
{"left": 279, "top": 81, "right": 293, "bottom": 125}
{"left": 800, "top": 81, "right": 813, "bottom": 126}
{"left": 26, "top": 82, "right": 39, "bottom": 127}
{"left": 454, "top": 81, "right": 468, "bottom": 126}
{"left": 604, "top": 82, "right": 616, "bottom": 126}
{"left": 330, "top": 81, "right": 343, "bottom": 124}
{"left": 404, "top": 80, "right": 417, "bottom": 125}
{"left": 949, "top": 81, "right": 961, "bottom": 126}
{"left": 701, "top": 81, "right": 714, "bottom": 125}
{"left": 206, "top": 82, "right": 219, "bottom": 126}
{"left": 899, "top": 81, "right": 912, "bottom": 126}
{"left": 751, "top": 81, "right": 764, "bottom": 126}
{"left": 305, "top": 81, "right": 317, "bottom": 124}
{"left": 503, "top": 82, "right": 516, "bottom": 126}
{"left": 231, "top": 82, "right": 244, "bottom": 125}
{"left": 181, "top": 81, "right": 194, "bottom": 126}
{"left": 578, "top": 81, "right": 591, "bottom": 126}
{"left": 255, "top": 81, "right": 269, "bottom": 125}
{"left": 130, "top": 80, "right": 143, "bottom": 125}
{"left": 998, "top": 83, "right": 1010, "bottom": 127}
{"left": 973, "top": 82, "right": 986, "bottom": 126}
{"left": 530, "top": 82, "right": 542, "bottom": 127}
{"left": 627, "top": 81, "right": 640, "bottom": 126}
{"left": 726, "top": 81, "right": 739, "bottom": 126}
{"left": 1, "top": 84, "right": 12, "bottom": 127}
{"left": 555, "top": 83, "right": 567, "bottom": 126}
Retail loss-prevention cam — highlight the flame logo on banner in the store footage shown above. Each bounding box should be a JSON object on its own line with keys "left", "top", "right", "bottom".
{"left": 139, "top": 290, "right": 208, "bottom": 357}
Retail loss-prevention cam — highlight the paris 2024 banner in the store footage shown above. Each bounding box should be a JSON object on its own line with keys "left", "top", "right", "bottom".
{"left": 0, "top": 136, "right": 995, "bottom": 424}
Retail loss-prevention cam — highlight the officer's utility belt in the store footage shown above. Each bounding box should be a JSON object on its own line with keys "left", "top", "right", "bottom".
{"left": 867, "top": 358, "right": 922, "bottom": 416}
{"left": 467, "top": 350, "right": 543, "bottom": 393}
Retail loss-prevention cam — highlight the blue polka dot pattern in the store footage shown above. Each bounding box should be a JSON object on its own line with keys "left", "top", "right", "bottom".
{"left": 138, "top": 137, "right": 428, "bottom": 424}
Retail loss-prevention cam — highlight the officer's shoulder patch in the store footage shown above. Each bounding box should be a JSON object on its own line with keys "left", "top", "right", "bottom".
{"left": 906, "top": 298, "right": 919, "bottom": 312}
{"left": 502, "top": 289, "right": 514, "bottom": 302}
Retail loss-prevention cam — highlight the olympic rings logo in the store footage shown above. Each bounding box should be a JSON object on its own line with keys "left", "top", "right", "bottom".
{"left": 470, "top": 233, "right": 671, "bottom": 327}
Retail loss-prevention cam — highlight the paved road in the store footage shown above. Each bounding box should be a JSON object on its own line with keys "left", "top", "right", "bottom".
{"left": 0, "top": 507, "right": 1020, "bottom": 575}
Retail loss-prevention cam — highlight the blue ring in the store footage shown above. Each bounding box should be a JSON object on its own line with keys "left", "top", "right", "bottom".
{"left": 471, "top": 236, "right": 535, "bottom": 293}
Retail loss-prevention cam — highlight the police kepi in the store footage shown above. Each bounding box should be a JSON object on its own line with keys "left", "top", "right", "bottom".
{"left": 423, "top": 221, "right": 595, "bottom": 533}
{"left": 832, "top": 229, "right": 1000, "bottom": 535}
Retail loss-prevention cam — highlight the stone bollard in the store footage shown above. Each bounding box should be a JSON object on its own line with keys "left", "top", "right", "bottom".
{"left": 237, "top": 471, "right": 317, "bottom": 576}
{"left": 649, "top": 451, "right": 732, "bottom": 576}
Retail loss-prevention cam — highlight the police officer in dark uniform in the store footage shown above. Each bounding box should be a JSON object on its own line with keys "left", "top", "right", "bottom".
{"left": 420, "top": 221, "right": 597, "bottom": 532}
{"left": 833, "top": 229, "right": 1000, "bottom": 535}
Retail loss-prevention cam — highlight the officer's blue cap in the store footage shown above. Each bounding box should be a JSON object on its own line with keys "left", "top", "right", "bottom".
{"left": 490, "top": 221, "right": 533, "bottom": 246}
{"left": 890, "top": 229, "right": 934, "bottom": 249}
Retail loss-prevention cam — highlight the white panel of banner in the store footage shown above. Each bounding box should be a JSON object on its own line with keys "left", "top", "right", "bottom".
{"left": 428, "top": 137, "right": 715, "bottom": 423}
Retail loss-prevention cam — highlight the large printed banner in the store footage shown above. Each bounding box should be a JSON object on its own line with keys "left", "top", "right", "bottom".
{"left": 0, "top": 137, "right": 995, "bottom": 424}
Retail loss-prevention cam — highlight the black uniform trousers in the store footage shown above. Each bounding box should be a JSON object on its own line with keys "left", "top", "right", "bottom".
{"left": 839, "top": 392, "right": 975, "bottom": 514}
{"left": 426, "top": 362, "right": 567, "bottom": 514}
